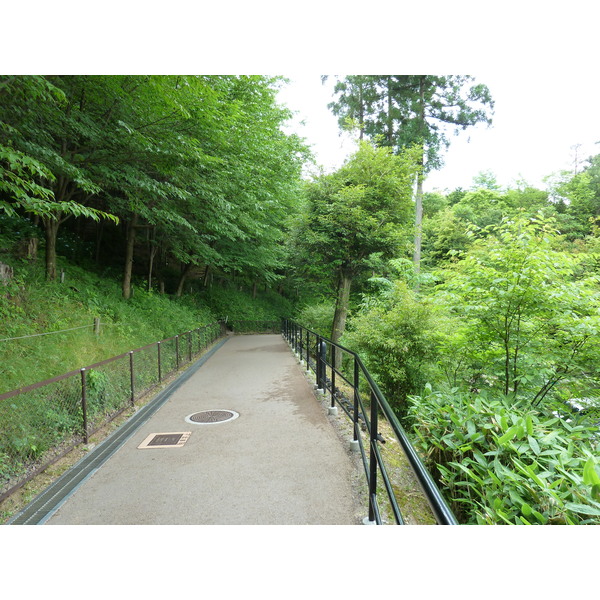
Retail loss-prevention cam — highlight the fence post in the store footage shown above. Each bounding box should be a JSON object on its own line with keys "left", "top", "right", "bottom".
{"left": 188, "top": 331, "right": 192, "bottom": 362}
{"left": 175, "top": 335, "right": 180, "bottom": 370}
{"left": 157, "top": 341, "right": 162, "bottom": 382}
{"left": 93, "top": 317, "right": 100, "bottom": 335}
{"left": 129, "top": 351, "right": 135, "bottom": 406}
{"left": 80, "top": 368, "right": 88, "bottom": 444}
{"left": 366, "top": 389, "right": 379, "bottom": 524}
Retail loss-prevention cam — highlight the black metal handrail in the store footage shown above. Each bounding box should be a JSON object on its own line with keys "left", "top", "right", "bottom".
{"left": 282, "top": 319, "right": 457, "bottom": 525}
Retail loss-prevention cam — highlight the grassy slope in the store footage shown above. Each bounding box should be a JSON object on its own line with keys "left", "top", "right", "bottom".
{"left": 0, "top": 256, "right": 292, "bottom": 395}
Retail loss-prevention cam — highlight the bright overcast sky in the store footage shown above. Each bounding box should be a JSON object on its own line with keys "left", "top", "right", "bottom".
{"left": 5, "top": 1, "right": 599, "bottom": 198}
{"left": 277, "top": 72, "right": 600, "bottom": 193}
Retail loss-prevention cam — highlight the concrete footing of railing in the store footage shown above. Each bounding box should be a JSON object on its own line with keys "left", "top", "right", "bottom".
{"left": 349, "top": 439, "right": 359, "bottom": 452}
{"left": 328, "top": 406, "right": 338, "bottom": 416}
{"left": 362, "top": 517, "right": 376, "bottom": 525}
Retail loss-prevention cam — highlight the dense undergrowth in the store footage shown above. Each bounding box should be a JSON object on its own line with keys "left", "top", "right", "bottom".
{"left": 0, "top": 254, "right": 291, "bottom": 395}
{"left": 295, "top": 215, "right": 600, "bottom": 524}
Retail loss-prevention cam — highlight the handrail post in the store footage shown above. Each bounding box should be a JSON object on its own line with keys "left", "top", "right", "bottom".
{"left": 175, "top": 335, "right": 180, "bottom": 370}
{"left": 316, "top": 335, "right": 322, "bottom": 391}
{"left": 80, "top": 368, "right": 88, "bottom": 444}
{"left": 306, "top": 329, "right": 310, "bottom": 372}
{"left": 366, "top": 389, "right": 379, "bottom": 524}
{"left": 329, "top": 342, "right": 338, "bottom": 415}
{"left": 317, "top": 337, "right": 327, "bottom": 393}
{"left": 352, "top": 357, "right": 359, "bottom": 444}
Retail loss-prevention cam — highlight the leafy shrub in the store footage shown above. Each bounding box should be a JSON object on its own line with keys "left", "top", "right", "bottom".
{"left": 295, "top": 300, "right": 335, "bottom": 337}
{"left": 432, "top": 213, "right": 600, "bottom": 404}
{"left": 408, "top": 386, "right": 600, "bottom": 524}
{"left": 343, "top": 281, "right": 441, "bottom": 417}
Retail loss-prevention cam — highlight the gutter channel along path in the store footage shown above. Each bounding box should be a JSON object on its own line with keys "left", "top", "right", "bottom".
{"left": 11, "top": 334, "right": 363, "bottom": 525}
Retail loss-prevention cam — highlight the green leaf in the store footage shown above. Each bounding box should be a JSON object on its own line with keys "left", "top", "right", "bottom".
{"left": 583, "top": 457, "right": 600, "bottom": 486}
{"left": 497, "top": 425, "right": 517, "bottom": 444}
{"left": 532, "top": 510, "right": 548, "bottom": 524}
{"left": 527, "top": 435, "right": 540, "bottom": 456}
{"left": 466, "top": 420, "right": 476, "bottom": 437}
{"left": 565, "top": 503, "right": 600, "bottom": 516}
{"left": 525, "top": 415, "right": 534, "bottom": 436}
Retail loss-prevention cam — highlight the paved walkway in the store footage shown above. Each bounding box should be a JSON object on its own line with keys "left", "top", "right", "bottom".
{"left": 27, "top": 334, "right": 363, "bottom": 525}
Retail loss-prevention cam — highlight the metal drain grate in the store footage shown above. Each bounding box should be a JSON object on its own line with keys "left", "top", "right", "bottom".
{"left": 185, "top": 409, "right": 239, "bottom": 425}
{"left": 138, "top": 431, "right": 191, "bottom": 449}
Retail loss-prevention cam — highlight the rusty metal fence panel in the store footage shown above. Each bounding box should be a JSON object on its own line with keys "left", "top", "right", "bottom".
{"left": 0, "top": 321, "right": 224, "bottom": 503}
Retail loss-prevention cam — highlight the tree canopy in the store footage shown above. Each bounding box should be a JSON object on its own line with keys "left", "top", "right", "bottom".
{"left": 0, "top": 75, "right": 308, "bottom": 295}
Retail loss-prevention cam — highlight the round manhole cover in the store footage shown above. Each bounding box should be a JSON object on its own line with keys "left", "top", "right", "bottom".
{"left": 185, "top": 410, "right": 239, "bottom": 425}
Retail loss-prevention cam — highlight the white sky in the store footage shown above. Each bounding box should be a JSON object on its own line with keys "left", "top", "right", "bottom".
{"left": 5, "top": 2, "right": 599, "bottom": 197}
{"left": 277, "top": 72, "right": 600, "bottom": 193}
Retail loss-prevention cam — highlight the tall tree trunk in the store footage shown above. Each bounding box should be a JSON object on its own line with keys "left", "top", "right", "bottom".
{"left": 413, "top": 77, "right": 426, "bottom": 276}
{"left": 386, "top": 76, "right": 394, "bottom": 146}
{"left": 331, "top": 270, "right": 353, "bottom": 367}
{"left": 44, "top": 217, "right": 60, "bottom": 281}
{"left": 413, "top": 163, "right": 424, "bottom": 274}
{"left": 147, "top": 228, "right": 157, "bottom": 291}
{"left": 331, "top": 270, "right": 352, "bottom": 344}
{"left": 122, "top": 215, "right": 137, "bottom": 299}
{"left": 358, "top": 80, "right": 365, "bottom": 141}
{"left": 148, "top": 244, "right": 157, "bottom": 291}
{"left": 175, "top": 263, "right": 192, "bottom": 297}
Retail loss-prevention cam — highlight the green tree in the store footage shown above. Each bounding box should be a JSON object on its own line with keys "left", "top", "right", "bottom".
{"left": 0, "top": 76, "right": 119, "bottom": 278}
{"left": 328, "top": 75, "right": 494, "bottom": 272}
{"left": 435, "top": 213, "right": 600, "bottom": 404}
{"left": 298, "top": 141, "right": 420, "bottom": 345}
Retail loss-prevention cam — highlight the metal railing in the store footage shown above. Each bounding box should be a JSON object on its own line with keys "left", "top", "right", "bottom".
{"left": 0, "top": 321, "right": 224, "bottom": 502}
{"left": 282, "top": 319, "right": 457, "bottom": 525}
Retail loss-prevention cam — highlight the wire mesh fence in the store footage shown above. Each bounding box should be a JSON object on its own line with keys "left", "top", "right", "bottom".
{"left": 0, "top": 321, "right": 224, "bottom": 502}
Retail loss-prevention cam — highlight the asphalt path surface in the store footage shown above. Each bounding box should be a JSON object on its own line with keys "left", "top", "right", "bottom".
{"left": 41, "top": 334, "right": 362, "bottom": 525}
